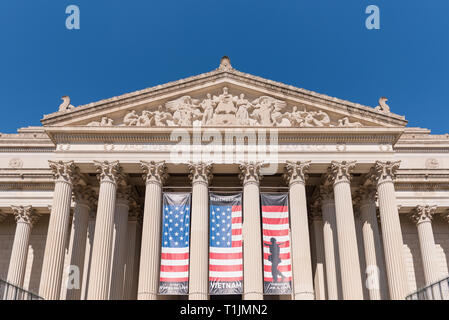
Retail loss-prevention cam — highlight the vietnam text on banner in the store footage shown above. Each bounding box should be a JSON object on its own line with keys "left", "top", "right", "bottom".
{"left": 159, "top": 192, "right": 191, "bottom": 295}
{"left": 261, "top": 193, "right": 292, "bottom": 295}
{"left": 209, "top": 193, "right": 243, "bottom": 295}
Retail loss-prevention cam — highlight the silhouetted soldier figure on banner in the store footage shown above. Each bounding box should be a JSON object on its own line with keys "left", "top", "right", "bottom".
{"left": 265, "top": 237, "right": 286, "bottom": 283}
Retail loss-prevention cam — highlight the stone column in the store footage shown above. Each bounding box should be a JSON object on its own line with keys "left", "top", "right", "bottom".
{"left": 39, "top": 161, "right": 79, "bottom": 300}
{"left": 409, "top": 205, "right": 441, "bottom": 286}
{"left": 109, "top": 186, "right": 132, "bottom": 300}
{"left": 188, "top": 163, "right": 213, "bottom": 300}
{"left": 81, "top": 209, "right": 96, "bottom": 300}
{"left": 309, "top": 205, "right": 326, "bottom": 300}
{"left": 66, "top": 186, "right": 95, "bottom": 300}
{"left": 123, "top": 205, "right": 140, "bottom": 300}
{"left": 356, "top": 186, "right": 389, "bottom": 300}
{"left": 284, "top": 161, "right": 314, "bottom": 300}
{"left": 328, "top": 161, "right": 363, "bottom": 300}
{"left": 369, "top": 161, "right": 408, "bottom": 300}
{"left": 137, "top": 161, "right": 167, "bottom": 300}
{"left": 239, "top": 162, "right": 263, "bottom": 300}
{"left": 319, "top": 186, "right": 341, "bottom": 300}
{"left": 87, "top": 161, "right": 123, "bottom": 300}
{"left": 7, "top": 206, "right": 40, "bottom": 290}
{"left": 0, "top": 212, "right": 7, "bottom": 224}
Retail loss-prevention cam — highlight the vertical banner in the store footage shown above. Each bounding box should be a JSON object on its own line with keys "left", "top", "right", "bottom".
{"left": 261, "top": 193, "right": 292, "bottom": 295}
{"left": 159, "top": 193, "right": 191, "bottom": 295}
{"left": 209, "top": 193, "right": 243, "bottom": 295}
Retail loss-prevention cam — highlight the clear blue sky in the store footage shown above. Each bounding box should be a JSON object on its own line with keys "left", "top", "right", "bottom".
{"left": 0, "top": 0, "right": 447, "bottom": 134}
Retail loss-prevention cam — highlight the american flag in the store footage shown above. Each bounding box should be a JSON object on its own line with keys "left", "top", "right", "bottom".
{"left": 209, "top": 193, "right": 243, "bottom": 293}
{"left": 159, "top": 193, "right": 191, "bottom": 294}
{"left": 261, "top": 193, "right": 292, "bottom": 290}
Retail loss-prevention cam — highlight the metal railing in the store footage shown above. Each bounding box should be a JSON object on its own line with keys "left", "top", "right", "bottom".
{"left": 0, "top": 279, "right": 43, "bottom": 300}
{"left": 406, "top": 276, "right": 449, "bottom": 300}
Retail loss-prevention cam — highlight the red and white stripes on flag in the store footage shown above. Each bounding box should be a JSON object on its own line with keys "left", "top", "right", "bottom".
{"left": 209, "top": 193, "right": 243, "bottom": 295}
{"left": 261, "top": 193, "right": 292, "bottom": 294}
{"left": 158, "top": 193, "right": 191, "bottom": 295}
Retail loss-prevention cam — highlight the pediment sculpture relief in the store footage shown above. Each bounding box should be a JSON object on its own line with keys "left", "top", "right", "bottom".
{"left": 86, "top": 87, "right": 366, "bottom": 128}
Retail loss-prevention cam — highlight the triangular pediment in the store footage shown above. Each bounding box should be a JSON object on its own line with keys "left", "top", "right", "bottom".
{"left": 41, "top": 57, "right": 407, "bottom": 129}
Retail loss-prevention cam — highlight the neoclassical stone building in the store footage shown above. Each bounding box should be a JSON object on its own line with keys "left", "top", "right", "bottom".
{"left": 0, "top": 57, "right": 448, "bottom": 300}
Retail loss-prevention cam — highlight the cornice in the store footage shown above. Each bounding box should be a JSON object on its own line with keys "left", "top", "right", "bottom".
{"left": 44, "top": 126, "right": 404, "bottom": 145}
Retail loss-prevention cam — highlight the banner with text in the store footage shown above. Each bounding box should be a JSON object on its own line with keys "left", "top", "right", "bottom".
{"left": 159, "top": 192, "right": 191, "bottom": 295}
{"left": 209, "top": 193, "right": 243, "bottom": 295}
{"left": 261, "top": 193, "right": 292, "bottom": 295}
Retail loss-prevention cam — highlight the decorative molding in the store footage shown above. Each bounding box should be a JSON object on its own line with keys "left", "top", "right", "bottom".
{"left": 8, "top": 158, "right": 23, "bottom": 168}
{"left": 409, "top": 205, "right": 437, "bottom": 225}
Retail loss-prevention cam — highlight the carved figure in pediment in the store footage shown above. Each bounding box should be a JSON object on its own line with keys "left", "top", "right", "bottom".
{"left": 200, "top": 93, "right": 215, "bottom": 125}
{"left": 214, "top": 87, "right": 237, "bottom": 115}
{"left": 153, "top": 105, "right": 172, "bottom": 126}
{"left": 166, "top": 96, "right": 201, "bottom": 126}
{"left": 303, "top": 110, "right": 330, "bottom": 127}
{"left": 87, "top": 117, "right": 114, "bottom": 127}
{"left": 124, "top": 110, "right": 140, "bottom": 126}
{"left": 252, "top": 96, "right": 287, "bottom": 126}
{"left": 138, "top": 110, "right": 154, "bottom": 127}
{"left": 336, "top": 117, "right": 362, "bottom": 128}
{"left": 235, "top": 94, "right": 253, "bottom": 125}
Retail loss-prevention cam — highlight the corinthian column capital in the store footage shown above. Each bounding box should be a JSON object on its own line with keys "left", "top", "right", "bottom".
{"left": 49, "top": 160, "right": 80, "bottom": 185}
{"left": 327, "top": 161, "right": 356, "bottom": 185}
{"left": 409, "top": 205, "right": 437, "bottom": 225}
{"left": 239, "top": 162, "right": 262, "bottom": 186}
{"left": 11, "top": 205, "right": 40, "bottom": 226}
{"left": 369, "top": 161, "right": 401, "bottom": 185}
{"left": 283, "top": 161, "right": 311, "bottom": 186}
{"left": 141, "top": 161, "right": 168, "bottom": 186}
{"left": 94, "top": 160, "right": 124, "bottom": 185}
{"left": 188, "top": 162, "right": 213, "bottom": 185}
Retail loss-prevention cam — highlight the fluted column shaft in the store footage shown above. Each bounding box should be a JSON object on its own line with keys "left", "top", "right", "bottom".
{"left": 7, "top": 206, "right": 40, "bottom": 290}
{"left": 329, "top": 161, "right": 363, "bottom": 300}
{"left": 65, "top": 191, "right": 92, "bottom": 300}
{"left": 284, "top": 161, "right": 314, "bottom": 300}
{"left": 87, "top": 161, "right": 122, "bottom": 300}
{"left": 310, "top": 210, "right": 326, "bottom": 300}
{"left": 410, "top": 205, "right": 440, "bottom": 286}
{"left": 370, "top": 161, "right": 408, "bottom": 299}
{"left": 188, "top": 163, "right": 212, "bottom": 300}
{"left": 358, "top": 190, "right": 389, "bottom": 300}
{"left": 320, "top": 193, "right": 341, "bottom": 300}
{"left": 39, "top": 161, "right": 78, "bottom": 300}
{"left": 123, "top": 211, "right": 139, "bottom": 300}
{"left": 109, "top": 190, "right": 130, "bottom": 300}
{"left": 137, "top": 161, "right": 167, "bottom": 300}
{"left": 81, "top": 211, "right": 96, "bottom": 300}
{"left": 240, "top": 162, "right": 263, "bottom": 300}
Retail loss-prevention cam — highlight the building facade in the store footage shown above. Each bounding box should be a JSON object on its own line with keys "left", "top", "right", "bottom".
{"left": 0, "top": 57, "right": 448, "bottom": 300}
